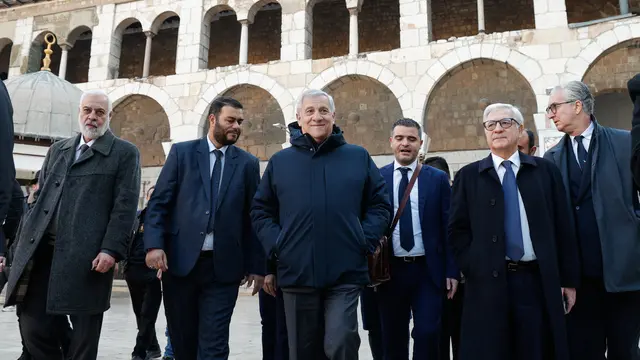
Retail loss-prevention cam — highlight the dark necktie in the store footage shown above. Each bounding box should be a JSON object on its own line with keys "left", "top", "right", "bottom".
{"left": 398, "top": 167, "right": 415, "bottom": 252}
{"left": 76, "top": 144, "right": 90, "bottom": 162}
{"left": 206, "top": 149, "right": 223, "bottom": 234}
{"left": 575, "top": 135, "right": 588, "bottom": 171}
{"left": 502, "top": 161, "right": 524, "bottom": 261}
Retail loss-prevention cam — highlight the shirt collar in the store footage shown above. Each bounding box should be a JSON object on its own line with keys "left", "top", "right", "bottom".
{"left": 394, "top": 158, "right": 418, "bottom": 172}
{"left": 570, "top": 121, "right": 594, "bottom": 142}
{"left": 207, "top": 135, "right": 229, "bottom": 155}
{"left": 491, "top": 151, "right": 520, "bottom": 173}
{"left": 77, "top": 136, "right": 96, "bottom": 150}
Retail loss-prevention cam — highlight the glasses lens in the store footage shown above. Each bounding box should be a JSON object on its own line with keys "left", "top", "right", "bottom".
{"left": 500, "top": 119, "right": 513, "bottom": 129}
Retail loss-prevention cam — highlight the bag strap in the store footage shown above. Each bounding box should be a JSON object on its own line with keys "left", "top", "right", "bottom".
{"left": 388, "top": 163, "right": 422, "bottom": 234}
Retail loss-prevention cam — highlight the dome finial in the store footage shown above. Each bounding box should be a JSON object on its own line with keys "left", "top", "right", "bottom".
{"left": 41, "top": 33, "right": 57, "bottom": 72}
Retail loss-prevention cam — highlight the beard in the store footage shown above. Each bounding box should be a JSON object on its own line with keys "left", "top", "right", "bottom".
{"left": 79, "top": 118, "right": 109, "bottom": 140}
{"left": 213, "top": 122, "right": 240, "bottom": 146}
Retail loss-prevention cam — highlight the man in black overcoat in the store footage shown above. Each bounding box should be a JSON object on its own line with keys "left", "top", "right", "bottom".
{"left": 448, "top": 103, "right": 580, "bottom": 360}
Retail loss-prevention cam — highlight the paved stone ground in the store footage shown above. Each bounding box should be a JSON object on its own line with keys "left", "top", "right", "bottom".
{"left": 0, "top": 285, "right": 377, "bottom": 360}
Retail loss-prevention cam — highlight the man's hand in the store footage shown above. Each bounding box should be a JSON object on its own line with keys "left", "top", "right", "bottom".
{"left": 263, "top": 274, "right": 277, "bottom": 297}
{"left": 145, "top": 249, "right": 168, "bottom": 272}
{"left": 91, "top": 252, "right": 116, "bottom": 273}
{"left": 0, "top": 256, "right": 5, "bottom": 273}
{"left": 562, "top": 287, "right": 576, "bottom": 314}
{"left": 242, "top": 274, "right": 264, "bottom": 296}
{"left": 446, "top": 278, "right": 459, "bottom": 299}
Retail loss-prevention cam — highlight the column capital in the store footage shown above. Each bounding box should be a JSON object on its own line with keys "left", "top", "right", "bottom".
{"left": 238, "top": 19, "right": 252, "bottom": 26}
{"left": 144, "top": 30, "right": 156, "bottom": 38}
{"left": 345, "top": 0, "right": 363, "bottom": 12}
{"left": 59, "top": 42, "right": 73, "bottom": 51}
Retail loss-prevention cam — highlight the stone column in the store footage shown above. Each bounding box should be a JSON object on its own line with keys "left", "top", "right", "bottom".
{"left": 142, "top": 31, "right": 155, "bottom": 78}
{"left": 477, "top": 0, "right": 485, "bottom": 33}
{"left": 348, "top": 7, "right": 359, "bottom": 55}
{"left": 620, "top": 0, "right": 630, "bottom": 14}
{"left": 239, "top": 20, "right": 250, "bottom": 65}
{"left": 58, "top": 43, "right": 71, "bottom": 80}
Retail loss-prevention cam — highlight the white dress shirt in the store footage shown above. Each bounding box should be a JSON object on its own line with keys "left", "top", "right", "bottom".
{"left": 202, "top": 136, "right": 228, "bottom": 251}
{"left": 75, "top": 137, "right": 96, "bottom": 161}
{"left": 491, "top": 152, "right": 536, "bottom": 261}
{"left": 391, "top": 159, "right": 424, "bottom": 257}
{"left": 569, "top": 121, "right": 594, "bottom": 166}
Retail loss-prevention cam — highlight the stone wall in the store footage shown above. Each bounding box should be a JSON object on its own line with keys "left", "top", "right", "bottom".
{"left": 312, "top": 0, "right": 349, "bottom": 59}
{"left": 118, "top": 24, "right": 144, "bottom": 78}
{"left": 150, "top": 26, "right": 178, "bottom": 77}
{"left": 248, "top": 7, "right": 281, "bottom": 64}
{"left": 359, "top": 0, "right": 400, "bottom": 53}
{"left": 111, "top": 94, "right": 170, "bottom": 167}
{"left": 208, "top": 14, "right": 241, "bottom": 68}
{"left": 566, "top": 0, "right": 619, "bottom": 24}
{"left": 66, "top": 37, "right": 91, "bottom": 83}
{"left": 431, "top": 0, "right": 535, "bottom": 40}
{"left": 583, "top": 40, "right": 640, "bottom": 94}
{"left": 425, "top": 60, "right": 538, "bottom": 152}
{"left": 324, "top": 75, "right": 403, "bottom": 155}
{"left": 203, "top": 84, "right": 286, "bottom": 160}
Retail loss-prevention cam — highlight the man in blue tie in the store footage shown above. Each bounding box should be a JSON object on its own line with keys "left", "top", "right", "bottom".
{"left": 448, "top": 103, "right": 580, "bottom": 360}
{"left": 377, "top": 118, "right": 459, "bottom": 359}
{"left": 144, "top": 96, "right": 264, "bottom": 360}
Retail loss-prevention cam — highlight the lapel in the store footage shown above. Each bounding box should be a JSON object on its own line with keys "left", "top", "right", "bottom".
{"left": 60, "top": 135, "right": 80, "bottom": 171}
{"left": 196, "top": 137, "right": 211, "bottom": 202}
{"left": 418, "top": 169, "right": 426, "bottom": 225}
{"left": 552, "top": 137, "right": 571, "bottom": 195}
{"left": 64, "top": 131, "right": 116, "bottom": 169}
{"left": 382, "top": 164, "right": 394, "bottom": 208}
{"left": 216, "top": 145, "right": 238, "bottom": 210}
{"left": 478, "top": 154, "right": 500, "bottom": 185}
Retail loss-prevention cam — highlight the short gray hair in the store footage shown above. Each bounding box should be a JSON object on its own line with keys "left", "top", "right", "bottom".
{"left": 80, "top": 89, "right": 112, "bottom": 114}
{"left": 551, "top": 81, "right": 595, "bottom": 115}
{"left": 296, "top": 89, "right": 335, "bottom": 114}
{"left": 483, "top": 103, "right": 525, "bottom": 125}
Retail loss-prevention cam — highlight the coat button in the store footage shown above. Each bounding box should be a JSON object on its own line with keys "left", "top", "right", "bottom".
{"left": 492, "top": 235, "right": 497, "bottom": 243}
{"left": 490, "top": 199, "right": 496, "bottom": 206}
{"left": 43, "top": 209, "right": 49, "bottom": 214}
{"left": 492, "top": 270, "right": 498, "bottom": 278}
{"left": 205, "top": 210, "right": 210, "bottom": 215}
{"left": 55, "top": 181, "right": 60, "bottom": 187}
{"left": 200, "top": 232, "right": 204, "bottom": 236}
{"left": 30, "top": 238, "right": 35, "bottom": 243}
{"left": 575, "top": 206, "right": 580, "bottom": 210}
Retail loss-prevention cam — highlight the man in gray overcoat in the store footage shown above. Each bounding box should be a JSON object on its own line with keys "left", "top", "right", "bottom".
{"left": 3, "top": 89, "right": 141, "bottom": 360}
{"left": 545, "top": 80, "right": 640, "bottom": 360}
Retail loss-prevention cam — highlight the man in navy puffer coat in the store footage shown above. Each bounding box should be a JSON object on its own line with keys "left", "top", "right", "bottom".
{"left": 251, "top": 89, "right": 392, "bottom": 360}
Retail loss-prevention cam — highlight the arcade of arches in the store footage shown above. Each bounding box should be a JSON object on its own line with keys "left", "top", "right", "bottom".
{"left": 424, "top": 59, "right": 538, "bottom": 152}
{"left": 324, "top": 75, "right": 403, "bottom": 156}
{"left": 203, "top": 85, "right": 287, "bottom": 161}
{"left": 110, "top": 95, "right": 170, "bottom": 167}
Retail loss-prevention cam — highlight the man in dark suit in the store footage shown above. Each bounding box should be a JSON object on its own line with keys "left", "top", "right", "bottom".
{"left": 259, "top": 253, "right": 289, "bottom": 360}
{"left": 629, "top": 74, "right": 640, "bottom": 192}
{"left": 517, "top": 129, "right": 537, "bottom": 156}
{"left": 144, "top": 96, "right": 264, "bottom": 360}
{"left": 0, "top": 78, "right": 16, "bottom": 275}
{"left": 449, "top": 103, "right": 580, "bottom": 360}
{"left": 377, "top": 118, "right": 458, "bottom": 359}
{"left": 4, "top": 89, "right": 141, "bottom": 360}
{"left": 545, "top": 80, "right": 640, "bottom": 360}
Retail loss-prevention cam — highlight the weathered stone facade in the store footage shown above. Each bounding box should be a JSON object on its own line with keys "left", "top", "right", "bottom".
{"left": 2, "top": 0, "right": 640, "bottom": 187}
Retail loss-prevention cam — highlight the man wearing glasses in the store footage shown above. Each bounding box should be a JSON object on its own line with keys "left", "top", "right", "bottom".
{"left": 448, "top": 103, "right": 579, "bottom": 360}
{"left": 544, "top": 81, "right": 640, "bottom": 360}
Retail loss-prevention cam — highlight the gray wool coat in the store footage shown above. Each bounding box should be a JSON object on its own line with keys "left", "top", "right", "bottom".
{"left": 4, "top": 130, "right": 141, "bottom": 315}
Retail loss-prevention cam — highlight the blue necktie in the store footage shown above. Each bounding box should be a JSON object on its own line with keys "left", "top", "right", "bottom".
{"left": 575, "top": 135, "right": 588, "bottom": 171}
{"left": 206, "top": 149, "right": 223, "bottom": 234}
{"left": 502, "top": 161, "right": 524, "bottom": 261}
{"left": 398, "top": 167, "right": 415, "bottom": 252}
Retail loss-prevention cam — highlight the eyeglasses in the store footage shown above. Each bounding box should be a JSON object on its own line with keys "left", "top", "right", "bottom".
{"left": 545, "top": 100, "right": 575, "bottom": 115}
{"left": 483, "top": 118, "right": 519, "bottom": 131}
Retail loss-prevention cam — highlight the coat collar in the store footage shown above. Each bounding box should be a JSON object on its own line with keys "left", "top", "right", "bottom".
{"left": 478, "top": 151, "right": 537, "bottom": 173}
{"left": 61, "top": 130, "right": 116, "bottom": 156}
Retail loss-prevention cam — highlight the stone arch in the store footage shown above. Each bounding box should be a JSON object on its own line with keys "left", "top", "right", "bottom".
{"left": 110, "top": 17, "right": 145, "bottom": 79}
{"left": 28, "top": 31, "right": 62, "bottom": 74}
{"left": 64, "top": 26, "right": 93, "bottom": 84}
{"left": 196, "top": 70, "right": 294, "bottom": 129}
{"left": 202, "top": 5, "right": 240, "bottom": 69}
{"left": 150, "top": 10, "right": 180, "bottom": 34}
{"left": 246, "top": 1, "right": 282, "bottom": 64}
{"left": 244, "top": 0, "right": 281, "bottom": 22}
{"left": 307, "top": 59, "right": 410, "bottom": 119}
{"left": 202, "top": 84, "right": 287, "bottom": 160}
{"left": 423, "top": 58, "right": 538, "bottom": 152}
{"left": 148, "top": 12, "right": 180, "bottom": 76}
{"left": 415, "top": 44, "right": 544, "bottom": 122}
{"left": 322, "top": 75, "right": 403, "bottom": 155}
{"left": 108, "top": 83, "right": 182, "bottom": 130}
{"left": 574, "top": 24, "right": 635, "bottom": 79}
{"left": 111, "top": 94, "right": 171, "bottom": 167}
{"left": 0, "top": 38, "right": 12, "bottom": 79}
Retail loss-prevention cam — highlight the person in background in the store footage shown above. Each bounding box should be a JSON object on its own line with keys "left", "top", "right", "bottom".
{"left": 517, "top": 129, "right": 537, "bottom": 156}
{"left": 125, "top": 186, "right": 162, "bottom": 360}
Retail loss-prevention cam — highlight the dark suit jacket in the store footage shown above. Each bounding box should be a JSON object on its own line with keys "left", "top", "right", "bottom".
{"left": 544, "top": 119, "right": 640, "bottom": 292}
{"left": 0, "top": 80, "right": 16, "bottom": 254}
{"left": 448, "top": 152, "right": 579, "bottom": 360}
{"left": 144, "top": 138, "right": 263, "bottom": 282}
{"left": 380, "top": 163, "right": 458, "bottom": 288}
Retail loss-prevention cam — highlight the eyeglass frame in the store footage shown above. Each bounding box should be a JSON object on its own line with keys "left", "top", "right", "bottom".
{"left": 482, "top": 117, "right": 520, "bottom": 131}
{"left": 545, "top": 100, "right": 579, "bottom": 115}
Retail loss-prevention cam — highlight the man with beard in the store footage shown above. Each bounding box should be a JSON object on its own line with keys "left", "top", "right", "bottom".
{"left": 144, "top": 96, "right": 264, "bottom": 360}
{"left": 4, "top": 89, "right": 141, "bottom": 360}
